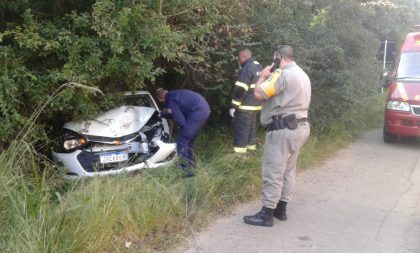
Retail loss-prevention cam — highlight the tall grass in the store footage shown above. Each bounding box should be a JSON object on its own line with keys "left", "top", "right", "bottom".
{"left": 0, "top": 144, "right": 261, "bottom": 252}
{"left": 0, "top": 94, "right": 385, "bottom": 252}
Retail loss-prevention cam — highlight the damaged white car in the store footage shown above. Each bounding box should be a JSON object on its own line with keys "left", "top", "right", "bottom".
{"left": 52, "top": 91, "right": 176, "bottom": 179}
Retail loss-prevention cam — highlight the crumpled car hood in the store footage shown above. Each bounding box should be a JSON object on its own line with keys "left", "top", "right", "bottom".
{"left": 63, "top": 106, "right": 156, "bottom": 138}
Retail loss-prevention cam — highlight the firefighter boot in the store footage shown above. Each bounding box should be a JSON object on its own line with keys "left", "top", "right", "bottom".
{"left": 274, "top": 200, "right": 287, "bottom": 221}
{"left": 243, "top": 206, "right": 274, "bottom": 227}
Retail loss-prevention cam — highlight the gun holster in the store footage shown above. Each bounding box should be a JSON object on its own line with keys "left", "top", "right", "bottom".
{"left": 265, "top": 114, "right": 298, "bottom": 132}
{"left": 283, "top": 114, "right": 298, "bottom": 130}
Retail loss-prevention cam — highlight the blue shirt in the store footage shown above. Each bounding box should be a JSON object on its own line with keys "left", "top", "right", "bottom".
{"left": 164, "top": 90, "right": 210, "bottom": 128}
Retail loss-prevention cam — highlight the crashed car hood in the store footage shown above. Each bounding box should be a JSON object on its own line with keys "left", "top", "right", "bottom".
{"left": 63, "top": 106, "right": 156, "bottom": 138}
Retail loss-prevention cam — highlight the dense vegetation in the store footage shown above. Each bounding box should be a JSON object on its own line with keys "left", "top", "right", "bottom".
{"left": 1, "top": 0, "right": 419, "bottom": 148}
{"left": 0, "top": 0, "right": 419, "bottom": 252}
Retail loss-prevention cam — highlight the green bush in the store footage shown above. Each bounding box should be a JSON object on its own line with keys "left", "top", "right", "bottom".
{"left": 1, "top": 0, "right": 419, "bottom": 149}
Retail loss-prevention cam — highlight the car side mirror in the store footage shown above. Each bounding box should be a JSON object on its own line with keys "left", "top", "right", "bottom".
{"left": 381, "top": 72, "right": 391, "bottom": 87}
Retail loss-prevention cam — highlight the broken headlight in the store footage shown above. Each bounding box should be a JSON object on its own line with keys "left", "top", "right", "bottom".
{"left": 62, "top": 132, "right": 87, "bottom": 151}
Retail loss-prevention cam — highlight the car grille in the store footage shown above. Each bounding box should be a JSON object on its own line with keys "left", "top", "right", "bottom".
{"left": 411, "top": 105, "right": 420, "bottom": 116}
{"left": 86, "top": 132, "right": 139, "bottom": 144}
{"left": 76, "top": 151, "right": 138, "bottom": 172}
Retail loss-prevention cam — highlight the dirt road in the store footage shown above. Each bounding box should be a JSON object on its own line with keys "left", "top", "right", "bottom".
{"left": 176, "top": 129, "right": 420, "bottom": 253}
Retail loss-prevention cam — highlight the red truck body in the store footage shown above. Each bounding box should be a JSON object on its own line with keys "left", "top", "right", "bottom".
{"left": 383, "top": 32, "right": 420, "bottom": 142}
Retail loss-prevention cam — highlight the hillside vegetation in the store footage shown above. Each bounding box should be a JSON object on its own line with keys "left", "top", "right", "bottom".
{"left": 0, "top": 0, "right": 419, "bottom": 252}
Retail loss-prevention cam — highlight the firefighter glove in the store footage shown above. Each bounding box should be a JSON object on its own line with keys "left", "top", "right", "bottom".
{"left": 229, "top": 108, "right": 236, "bottom": 118}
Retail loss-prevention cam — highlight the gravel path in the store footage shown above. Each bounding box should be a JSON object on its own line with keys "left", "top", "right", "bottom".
{"left": 175, "top": 129, "right": 420, "bottom": 253}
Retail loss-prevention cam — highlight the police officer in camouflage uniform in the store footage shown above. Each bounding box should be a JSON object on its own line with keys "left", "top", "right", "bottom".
{"left": 244, "top": 45, "right": 311, "bottom": 227}
{"left": 230, "top": 49, "right": 263, "bottom": 154}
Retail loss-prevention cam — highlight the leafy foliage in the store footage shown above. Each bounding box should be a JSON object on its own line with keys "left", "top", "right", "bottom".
{"left": 0, "top": 0, "right": 419, "bottom": 147}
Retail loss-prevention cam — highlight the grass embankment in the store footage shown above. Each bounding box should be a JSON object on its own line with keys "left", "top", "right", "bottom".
{"left": 0, "top": 95, "right": 385, "bottom": 253}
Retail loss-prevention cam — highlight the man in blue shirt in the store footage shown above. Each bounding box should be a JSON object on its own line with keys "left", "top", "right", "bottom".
{"left": 156, "top": 88, "right": 211, "bottom": 177}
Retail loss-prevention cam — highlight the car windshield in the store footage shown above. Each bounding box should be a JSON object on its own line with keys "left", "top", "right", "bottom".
{"left": 397, "top": 52, "right": 420, "bottom": 79}
{"left": 124, "top": 94, "right": 155, "bottom": 108}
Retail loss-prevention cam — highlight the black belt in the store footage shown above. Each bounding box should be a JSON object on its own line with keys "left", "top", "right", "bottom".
{"left": 264, "top": 116, "right": 308, "bottom": 132}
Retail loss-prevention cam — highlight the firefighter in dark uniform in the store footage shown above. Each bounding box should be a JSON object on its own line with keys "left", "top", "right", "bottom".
{"left": 230, "top": 49, "right": 263, "bottom": 153}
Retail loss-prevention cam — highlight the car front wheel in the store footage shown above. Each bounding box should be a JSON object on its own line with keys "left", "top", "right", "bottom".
{"left": 383, "top": 127, "right": 397, "bottom": 143}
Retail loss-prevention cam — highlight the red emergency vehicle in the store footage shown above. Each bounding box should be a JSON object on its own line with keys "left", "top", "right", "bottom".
{"left": 383, "top": 30, "right": 420, "bottom": 142}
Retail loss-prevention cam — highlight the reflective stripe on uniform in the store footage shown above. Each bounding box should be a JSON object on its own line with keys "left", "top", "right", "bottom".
{"left": 239, "top": 105, "right": 262, "bottom": 111}
{"left": 250, "top": 84, "right": 256, "bottom": 89}
{"left": 235, "top": 81, "right": 249, "bottom": 91}
{"left": 247, "top": 144, "right": 257, "bottom": 151}
{"left": 232, "top": 99, "right": 242, "bottom": 106}
{"left": 234, "top": 147, "right": 247, "bottom": 153}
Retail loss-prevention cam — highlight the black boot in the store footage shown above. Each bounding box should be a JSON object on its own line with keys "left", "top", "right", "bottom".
{"left": 274, "top": 200, "right": 287, "bottom": 221}
{"left": 180, "top": 167, "right": 195, "bottom": 178}
{"left": 243, "top": 206, "right": 274, "bottom": 227}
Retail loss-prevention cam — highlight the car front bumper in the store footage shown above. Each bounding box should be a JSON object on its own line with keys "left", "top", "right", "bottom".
{"left": 385, "top": 110, "right": 420, "bottom": 137}
{"left": 52, "top": 140, "right": 176, "bottom": 179}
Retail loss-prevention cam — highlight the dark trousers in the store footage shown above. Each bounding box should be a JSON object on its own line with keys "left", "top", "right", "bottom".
{"left": 176, "top": 111, "right": 210, "bottom": 168}
{"left": 233, "top": 110, "right": 258, "bottom": 150}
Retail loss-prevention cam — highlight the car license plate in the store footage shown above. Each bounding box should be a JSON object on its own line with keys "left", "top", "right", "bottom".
{"left": 99, "top": 151, "right": 129, "bottom": 164}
